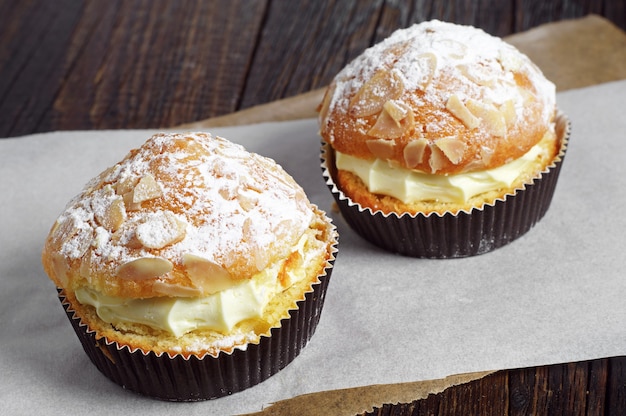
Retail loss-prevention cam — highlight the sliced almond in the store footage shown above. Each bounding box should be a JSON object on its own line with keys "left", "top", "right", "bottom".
{"left": 96, "top": 196, "right": 126, "bottom": 232}
{"left": 218, "top": 184, "right": 237, "bottom": 201}
{"left": 182, "top": 253, "right": 235, "bottom": 294}
{"left": 428, "top": 144, "right": 447, "bottom": 173}
{"left": 498, "top": 49, "right": 523, "bottom": 71}
{"left": 116, "top": 176, "right": 138, "bottom": 196}
{"left": 132, "top": 173, "right": 162, "bottom": 204}
{"left": 237, "top": 189, "right": 259, "bottom": 212}
{"left": 456, "top": 64, "right": 495, "bottom": 87}
{"left": 124, "top": 233, "right": 144, "bottom": 250}
{"left": 136, "top": 211, "right": 187, "bottom": 249}
{"left": 117, "top": 257, "right": 173, "bottom": 281}
{"left": 500, "top": 99, "right": 517, "bottom": 127}
{"left": 367, "top": 101, "right": 414, "bottom": 139}
{"left": 53, "top": 216, "right": 92, "bottom": 259}
{"left": 437, "top": 38, "right": 468, "bottom": 59}
{"left": 480, "top": 145, "right": 495, "bottom": 166}
{"left": 122, "top": 191, "right": 142, "bottom": 211}
{"left": 349, "top": 69, "right": 405, "bottom": 118}
{"left": 65, "top": 228, "right": 93, "bottom": 260}
{"left": 366, "top": 138, "right": 396, "bottom": 159}
{"left": 383, "top": 100, "right": 409, "bottom": 125}
{"left": 466, "top": 99, "right": 506, "bottom": 137}
{"left": 403, "top": 138, "right": 429, "bottom": 168}
{"left": 92, "top": 226, "right": 110, "bottom": 250}
{"left": 110, "top": 224, "right": 141, "bottom": 249}
{"left": 79, "top": 250, "right": 93, "bottom": 281}
{"left": 446, "top": 95, "right": 480, "bottom": 129}
{"left": 51, "top": 216, "right": 78, "bottom": 246}
{"left": 434, "top": 137, "right": 467, "bottom": 165}
{"left": 415, "top": 52, "right": 437, "bottom": 90}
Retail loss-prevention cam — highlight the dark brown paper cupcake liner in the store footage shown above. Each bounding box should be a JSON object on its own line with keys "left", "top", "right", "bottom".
{"left": 321, "top": 111, "right": 570, "bottom": 258}
{"left": 56, "top": 226, "right": 338, "bottom": 401}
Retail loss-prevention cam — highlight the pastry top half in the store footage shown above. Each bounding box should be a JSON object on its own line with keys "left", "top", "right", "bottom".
{"left": 319, "top": 20, "right": 556, "bottom": 175}
{"left": 42, "top": 132, "right": 324, "bottom": 300}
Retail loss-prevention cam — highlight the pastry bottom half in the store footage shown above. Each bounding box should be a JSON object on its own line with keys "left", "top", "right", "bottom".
{"left": 322, "top": 111, "right": 570, "bottom": 258}
{"left": 56, "top": 211, "right": 337, "bottom": 401}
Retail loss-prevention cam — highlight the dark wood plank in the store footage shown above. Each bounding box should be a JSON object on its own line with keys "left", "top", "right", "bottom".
{"left": 0, "top": 0, "right": 267, "bottom": 137}
{"left": 50, "top": 0, "right": 268, "bottom": 132}
{"left": 514, "top": 0, "right": 605, "bottom": 32}
{"left": 607, "top": 357, "right": 626, "bottom": 416}
{"left": 508, "top": 365, "right": 534, "bottom": 415}
{"left": 374, "top": 0, "right": 515, "bottom": 39}
{"left": 0, "top": 0, "right": 84, "bottom": 136}
{"left": 585, "top": 358, "right": 608, "bottom": 415}
{"left": 1, "top": 0, "right": 625, "bottom": 137}
{"left": 360, "top": 357, "right": 626, "bottom": 415}
{"left": 239, "top": 0, "right": 385, "bottom": 110}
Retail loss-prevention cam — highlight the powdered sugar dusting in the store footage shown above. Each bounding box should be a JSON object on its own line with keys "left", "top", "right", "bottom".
{"left": 53, "top": 132, "right": 314, "bottom": 290}
{"left": 322, "top": 20, "right": 556, "bottom": 140}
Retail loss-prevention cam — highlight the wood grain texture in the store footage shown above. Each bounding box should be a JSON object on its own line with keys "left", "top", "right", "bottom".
{"left": 1, "top": 0, "right": 626, "bottom": 137}
{"left": 361, "top": 357, "right": 626, "bottom": 416}
{"left": 0, "top": 0, "right": 267, "bottom": 136}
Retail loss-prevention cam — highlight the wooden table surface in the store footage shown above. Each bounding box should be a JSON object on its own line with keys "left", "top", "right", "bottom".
{"left": 3, "top": 1, "right": 626, "bottom": 415}
{"left": 1, "top": 0, "right": 626, "bottom": 138}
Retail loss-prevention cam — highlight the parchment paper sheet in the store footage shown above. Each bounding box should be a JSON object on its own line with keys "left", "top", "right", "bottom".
{"left": 1, "top": 79, "right": 626, "bottom": 415}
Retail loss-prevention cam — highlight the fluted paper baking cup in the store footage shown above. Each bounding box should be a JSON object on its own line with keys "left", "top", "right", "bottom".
{"left": 56, "top": 226, "right": 337, "bottom": 401}
{"left": 322, "top": 112, "right": 570, "bottom": 258}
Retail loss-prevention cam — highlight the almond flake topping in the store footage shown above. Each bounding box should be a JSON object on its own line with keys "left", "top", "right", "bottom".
{"left": 116, "top": 176, "right": 138, "bottom": 196}
{"left": 434, "top": 137, "right": 467, "bottom": 164}
{"left": 135, "top": 211, "right": 187, "bottom": 249}
{"left": 183, "top": 253, "right": 234, "bottom": 294}
{"left": 403, "top": 138, "right": 429, "bottom": 168}
{"left": 56, "top": 215, "right": 93, "bottom": 259}
{"left": 435, "top": 38, "right": 468, "bottom": 59}
{"left": 367, "top": 100, "right": 415, "bottom": 139}
{"left": 132, "top": 173, "right": 162, "bottom": 204}
{"left": 466, "top": 99, "right": 506, "bottom": 137}
{"left": 349, "top": 69, "right": 405, "bottom": 118}
{"left": 446, "top": 94, "right": 480, "bottom": 129}
{"left": 117, "top": 257, "right": 173, "bottom": 281}
{"left": 456, "top": 64, "right": 495, "bottom": 86}
{"left": 415, "top": 52, "right": 437, "bottom": 90}
{"left": 499, "top": 99, "right": 517, "bottom": 127}
{"left": 383, "top": 100, "right": 409, "bottom": 124}
{"left": 428, "top": 144, "right": 447, "bottom": 173}
{"left": 95, "top": 196, "right": 126, "bottom": 232}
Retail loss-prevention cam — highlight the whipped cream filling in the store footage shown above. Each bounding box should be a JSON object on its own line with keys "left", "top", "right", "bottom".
{"left": 75, "top": 234, "right": 314, "bottom": 337}
{"left": 335, "top": 142, "right": 547, "bottom": 204}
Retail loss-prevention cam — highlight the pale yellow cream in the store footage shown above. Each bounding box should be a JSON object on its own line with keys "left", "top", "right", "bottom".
{"left": 335, "top": 142, "right": 547, "bottom": 204}
{"left": 75, "top": 235, "right": 313, "bottom": 337}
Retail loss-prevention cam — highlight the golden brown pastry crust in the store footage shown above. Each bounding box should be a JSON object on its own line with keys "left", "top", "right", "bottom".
{"left": 42, "top": 132, "right": 319, "bottom": 299}
{"left": 319, "top": 20, "right": 556, "bottom": 175}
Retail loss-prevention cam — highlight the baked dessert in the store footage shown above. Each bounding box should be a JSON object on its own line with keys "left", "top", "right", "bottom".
{"left": 319, "top": 20, "right": 569, "bottom": 257}
{"left": 42, "top": 132, "right": 337, "bottom": 400}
